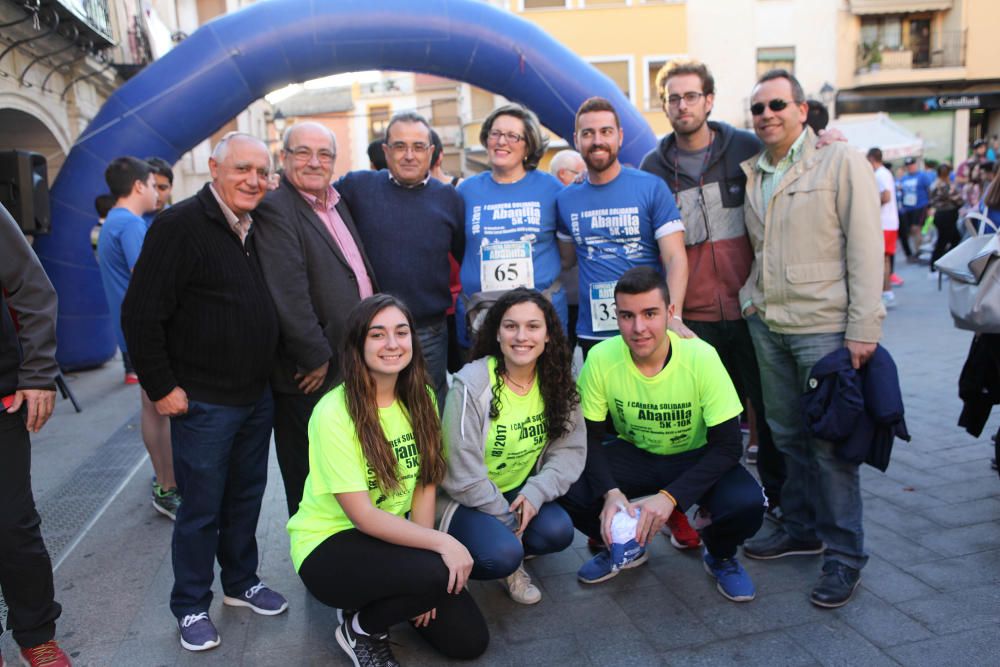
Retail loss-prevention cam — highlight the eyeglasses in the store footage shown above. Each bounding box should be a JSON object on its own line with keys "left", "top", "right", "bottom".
{"left": 386, "top": 142, "right": 431, "bottom": 155}
{"left": 487, "top": 130, "right": 525, "bottom": 145}
{"left": 287, "top": 147, "right": 336, "bottom": 164}
{"left": 750, "top": 99, "right": 794, "bottom": 116}
{"left": 666, "top": 92, "right": 706, "bottom": 107}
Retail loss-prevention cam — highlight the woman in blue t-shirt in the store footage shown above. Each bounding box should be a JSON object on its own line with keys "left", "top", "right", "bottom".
{"left": 456, "top": 104, "right": 568, "bottom": 350}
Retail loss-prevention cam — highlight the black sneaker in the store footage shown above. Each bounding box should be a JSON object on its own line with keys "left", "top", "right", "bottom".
{"left": 810, "top": 561, "right": 861, "bottom": 608}
{"left": 744, "top": 530, "right": 823, "bottom": 560}
{"left": 335, "top": 612, "right": 400, "bottom": 667}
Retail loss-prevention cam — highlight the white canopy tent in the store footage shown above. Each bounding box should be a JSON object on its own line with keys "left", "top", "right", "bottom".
{"left": 829, "top": 113, "right": 925, "bottom": 161}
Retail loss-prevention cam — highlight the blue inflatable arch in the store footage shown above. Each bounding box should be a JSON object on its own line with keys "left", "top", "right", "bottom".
{"left": 34, "top": 0, "right": 657, "bottom": 369}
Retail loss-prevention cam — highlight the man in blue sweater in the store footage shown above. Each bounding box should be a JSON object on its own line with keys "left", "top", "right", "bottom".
{"left": 337, "top": 111, "right": 464, "bottom": 405}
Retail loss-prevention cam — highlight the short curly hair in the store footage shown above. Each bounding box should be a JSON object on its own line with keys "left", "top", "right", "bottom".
{"left": 480, "top": 104, "right": 549, "bottom": 171}
{"left": 655, "top": 58, "right": 715, "bottom": 105}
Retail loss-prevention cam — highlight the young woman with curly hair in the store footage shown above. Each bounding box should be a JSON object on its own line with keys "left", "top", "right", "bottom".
{"left": 438, "top": 288, "right": 585, "bottom": 605}
{"left": 287, "top": 294, "right": 488, "bottom": 667}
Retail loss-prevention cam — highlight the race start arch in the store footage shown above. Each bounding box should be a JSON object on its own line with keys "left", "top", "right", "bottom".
{"left": 34, "top": 0, "right": 657, "bottom": 369}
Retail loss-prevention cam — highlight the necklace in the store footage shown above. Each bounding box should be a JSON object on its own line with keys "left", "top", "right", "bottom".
{"left": 503, "top": 371, "right": 534, "bottom": 394}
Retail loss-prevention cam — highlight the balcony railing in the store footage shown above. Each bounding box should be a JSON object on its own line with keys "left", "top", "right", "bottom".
{"left": 53, "top": 0, "right": 114, "bottom": 46}
{"left": 855, "top": 29, "right": 965, "bottom": 73}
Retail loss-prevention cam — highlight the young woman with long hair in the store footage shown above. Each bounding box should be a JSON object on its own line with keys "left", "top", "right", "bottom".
{"left": 287, "top": 294, "right": 488, "bottom": 667}
{"left": 928, "top": 162, "right": 964, "bottom": 275}
{"left": 438, "top": 288, "right": 585, "bottom": 604}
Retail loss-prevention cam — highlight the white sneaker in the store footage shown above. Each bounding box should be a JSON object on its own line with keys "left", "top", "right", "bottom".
{"left": 503, "top": 564, "right": 542, "bottom": 605}
{"left": 881, "top": 292, "right": 896, "bottom": 309}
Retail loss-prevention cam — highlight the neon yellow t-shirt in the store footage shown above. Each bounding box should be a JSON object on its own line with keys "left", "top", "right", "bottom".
{"left": 577, "top": 332, "right": 742, "bottom": 456}
{"left": 484, "top": 357, "right": 548, "bottom": 492}
{"left": 287, "top": 384, "right": 422, "bottom": 572}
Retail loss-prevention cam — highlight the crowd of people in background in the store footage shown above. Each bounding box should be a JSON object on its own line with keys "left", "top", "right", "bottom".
{"left": 3, "top": 54, "right": 996, "bottom": 667}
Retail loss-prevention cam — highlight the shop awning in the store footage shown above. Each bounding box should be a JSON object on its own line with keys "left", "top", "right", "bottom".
{"left": 848, "top": 0, "right": 952, "bottom": 14}
{"left": 829, "top": 113, "right": 925, "bottom": 161}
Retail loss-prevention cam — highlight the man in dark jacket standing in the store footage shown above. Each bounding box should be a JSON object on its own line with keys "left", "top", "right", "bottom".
{"left": 255, "top": 121, "right": 377, "bottom": 517}
{"left": 122, "top": 133, "right": 286, "bottom": 652}
{"left": 639, "top": 59, "right": 784, "bottom": 511}
{"left": 0, "top": 204, "right": 72, "bottom": 666}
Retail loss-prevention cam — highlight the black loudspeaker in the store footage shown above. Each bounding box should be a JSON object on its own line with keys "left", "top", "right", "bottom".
{"left": 0, "top": 150, "right": 50, "bottom": 236}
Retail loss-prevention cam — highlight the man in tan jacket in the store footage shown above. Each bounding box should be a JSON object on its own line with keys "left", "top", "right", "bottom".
{"left": 738, "top": 70, "right": 884, "bottom": 609}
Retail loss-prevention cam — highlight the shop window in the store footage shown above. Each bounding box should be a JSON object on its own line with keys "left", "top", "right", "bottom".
{"left": 756, "top": 47, "right": 795, "bottom": 78}
{"left": 521, "top": 0, "right": 568, "bottom": 9}
{"left": 861, "top": 16, "right": 903, "bottom": 49}
{"left": 431, "top": 98, "right": 459, "bottom": 127}
{"left": 368, "top": 105, "right": 390, "bottom": 143}
{"left": 590, "top": 58, "right": 632, "bottom": 102}
{"left": 645, "top": 58, "right": 668, "bottom": 110}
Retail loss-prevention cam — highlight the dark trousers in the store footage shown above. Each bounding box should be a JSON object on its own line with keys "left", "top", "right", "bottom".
{"left": 169, "top": 388, "right": 273, "bottom": 618}
{"left": 899, "top": 208, "right": 926, "bottom": 258}
{"left": 447, "top": 489, "right": 575, "bottom": 580}
{"left": 686, "top": 318, "right": 785, "bottom": 508}
{"left": 559, "top": 440, "right": 765, "bottom": 559}
{"left": 299, "top": 529, "right": 489, "bottom": 660}
{"left": 273, "top": 390, "right": 324, "bottom": 518}
{"left": 566, "top": 304, "right": 579, "bottom": 351}
{"left": 0, "top": 411, "right": 61, "bottom": 649}
{"left": 579, "top": 337, "right": 609, "bottom": 360}
{"left": 931, "top": 208, "right": 961, "bottom": 270}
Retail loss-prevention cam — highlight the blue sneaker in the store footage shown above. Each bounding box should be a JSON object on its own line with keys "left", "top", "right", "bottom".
{"left": 577, "top": 547, "right": 648, "bottom": 584}
{"left": 703, "top": 550, "right": 755, "bottom": 602}
{"left": 178, "top": 612, "right": 220, "bottom": 651}
{"left": 223, "top": 582, "right": 289, "bottom": 616}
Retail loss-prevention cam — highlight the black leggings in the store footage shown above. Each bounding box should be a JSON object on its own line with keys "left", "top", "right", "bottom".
{"left": 931, "top": 208, "right": 961, "bottom": 270}
{"left": 298, "top": 529, "right": 488, "bottom": 660}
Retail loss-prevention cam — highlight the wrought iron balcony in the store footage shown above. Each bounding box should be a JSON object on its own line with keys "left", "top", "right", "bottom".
{"left": 855, "top": 29, "right": 965, "bottom": 73}
{"left": 51, "top": 0, "right": 115, "bottom": 47}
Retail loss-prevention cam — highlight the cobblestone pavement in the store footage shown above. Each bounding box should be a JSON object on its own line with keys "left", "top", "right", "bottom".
{"left": 2, "top": 259, "right": 998, "bottom": 666}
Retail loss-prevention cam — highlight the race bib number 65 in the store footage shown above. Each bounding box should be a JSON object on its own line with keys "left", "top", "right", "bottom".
{"left": 590, "top": 281, "right": 618, "bottom": 332}
{"left": 481, "top": 241, "right": 534, "bottom": 291}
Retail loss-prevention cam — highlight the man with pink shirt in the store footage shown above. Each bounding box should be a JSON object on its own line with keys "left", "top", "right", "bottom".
{"left": 255, "top": 121, "right": 377, "bottom": 517}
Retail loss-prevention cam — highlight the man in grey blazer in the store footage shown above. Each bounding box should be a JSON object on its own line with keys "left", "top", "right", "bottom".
{"left": 255, "top": 121, "right": 377, "bottom": 517}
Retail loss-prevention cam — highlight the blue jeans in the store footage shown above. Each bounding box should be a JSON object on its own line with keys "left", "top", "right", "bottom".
{"left": 417, "top": 318, "right": 448, "bottom": 410}
{"left": 747, "top": 315, "right": 867, "bottom": 570}
{"left": 447, "top": 489, "right": 575, "bottom": 580}
{"left": 168, "top": 388, "right": 273, "bottom": 618}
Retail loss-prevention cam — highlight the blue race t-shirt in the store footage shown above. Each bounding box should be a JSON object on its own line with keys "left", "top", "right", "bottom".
{"left": 898, "top": 170, "right": 934, "bottom": 211}
{"left": 97, "top": 207, "right": 149, "bottom": 355}
{"left": 455, "top": 170, "right": 567, "bottom": 347}
{"left": 556, "top": 167, "right": 683, "bottom": 339}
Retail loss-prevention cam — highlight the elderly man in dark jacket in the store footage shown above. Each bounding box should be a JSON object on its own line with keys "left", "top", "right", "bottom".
{"left": 254, "top": 121, "right": 377, "bottom": 518}
{"left": 123, "top": 133, "right": 286, "bottom": 652}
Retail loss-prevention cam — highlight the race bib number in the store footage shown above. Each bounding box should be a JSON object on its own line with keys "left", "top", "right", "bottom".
{"left": 481, "top": 241, "right": 534, "bottom": 291}
{"left": 902, "top": 192, "right": 917, "bottom": 207}
{"left": 589, "top": 281, "right": 618, "bottom": 332}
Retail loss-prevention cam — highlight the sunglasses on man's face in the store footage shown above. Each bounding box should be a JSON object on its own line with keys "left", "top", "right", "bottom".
{"left": 750, "top": 99, "right": 795, "bottom": 115}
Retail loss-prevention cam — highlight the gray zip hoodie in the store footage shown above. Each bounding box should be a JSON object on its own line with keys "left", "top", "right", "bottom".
{"left": 437, "top": 357, "right": 586, "bottom": 531}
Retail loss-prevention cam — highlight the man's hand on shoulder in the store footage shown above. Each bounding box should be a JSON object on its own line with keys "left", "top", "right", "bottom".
{"left": 155, "top": 386, "right": 189, "bottom": 416}
{"left": 9, "top": 388, "right": 55, "bottom": 433}
{"left": 816, "top": 127, "right": 847, "bottom": 148}
{"left": 845, "top": 340, "right": 876, "bottom": 370}
{"left": 296, "top": 361, "right": 329, "bottom": 394}
{"left": 668, "top": 316, "right": 697, "bottom": 339}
